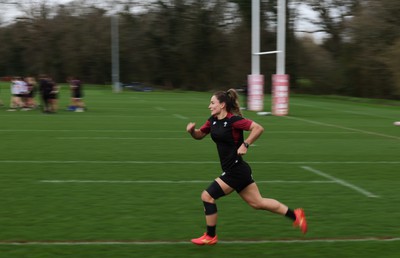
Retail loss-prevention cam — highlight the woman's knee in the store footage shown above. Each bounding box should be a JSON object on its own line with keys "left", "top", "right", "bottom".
{"left": 247, "top": 200, "right": 263, "bottom": 210}
{"left": 202, "top": 180, "right": 226, "bottom": 202}
{"left": 248, "top": 198, "right": 282, "bottom": 212}
{"left": 201, "top": 190, "right": 214, "bottom": 203}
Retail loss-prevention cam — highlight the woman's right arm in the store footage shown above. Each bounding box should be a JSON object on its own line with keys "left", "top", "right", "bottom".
{"left": 186, "top": 122, "right": 207, "bottom": 140}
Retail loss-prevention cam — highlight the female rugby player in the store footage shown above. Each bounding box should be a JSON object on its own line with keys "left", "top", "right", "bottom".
{"left": 186, "top": 88, "right": 307, "bottom": 245}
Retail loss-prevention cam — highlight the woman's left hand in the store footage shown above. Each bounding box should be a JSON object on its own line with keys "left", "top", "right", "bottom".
{"left": 237, "top": 144, "right": 248, "bottom": 156}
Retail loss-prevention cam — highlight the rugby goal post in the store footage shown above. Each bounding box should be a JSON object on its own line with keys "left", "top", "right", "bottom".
{"left": 248, "top": 0, "right": 289, "bottom": 116}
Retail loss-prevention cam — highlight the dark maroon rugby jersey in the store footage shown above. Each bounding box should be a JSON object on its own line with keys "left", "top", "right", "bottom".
{"left": 200, "top": 113, "right": 253, "bottom": 171}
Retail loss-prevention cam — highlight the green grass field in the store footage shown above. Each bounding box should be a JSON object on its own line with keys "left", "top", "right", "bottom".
{"left": 0, "top": 84, "right": 399, "bottom": 257}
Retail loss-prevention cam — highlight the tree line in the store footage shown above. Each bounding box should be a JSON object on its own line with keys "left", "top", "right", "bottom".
{"left": 0, "top": 0, "right": 399, "bottom": 99}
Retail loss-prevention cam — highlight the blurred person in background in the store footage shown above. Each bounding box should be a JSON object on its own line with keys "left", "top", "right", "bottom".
{"left": 7, "top": 76, "right": 27, "bottom": 111}
{"left": 48, "top": 76, "right": 59, "bottom": 113}
{"left": 67, "top": 76, "right": 85, "bottom": 112}
{"left": 186, "top": 88, "right": 307, "bottom": 245}
{"left": 25, "top": 76, "right": 38, "bottom": 109}
{"left": 39, "top": 74, "right": 58, "bottom": 113}
{"left": 39, "top": 74, "right": 51, "bottom": 113}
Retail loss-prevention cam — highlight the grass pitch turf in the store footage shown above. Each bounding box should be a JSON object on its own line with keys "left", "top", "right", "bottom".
{"left": 0, "top": 84, "right": 399, "bottom": 257}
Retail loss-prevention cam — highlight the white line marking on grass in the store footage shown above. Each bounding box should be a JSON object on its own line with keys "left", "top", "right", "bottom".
{"left": 173, "top": 114, "right": 188, "bottom": 120}
{"left": 0, "top": 130, "right": 183, "bottom": 133}
{"left": 56, "top": 137, "right": 190, "bottom": 140}
{"left": 0, "top": 160, "right": 219, "bottom": 164}
{"left": 292, "top": 103, "right": 397, "bottom": 120}
{"left": 266, "top": 131, "right": 358, "bottom": 134}
{"left": 284, "top": 116, "right": 400, "bottom": 141}
{"left": 0, "top": 160, "right": 400, "bottom": 164}
{"left": 39, "top": 180, "right": 334, "bottom": 184}
{"left": 291, "top": 103, "right": 395, "bottom": 120}
{"left": 41, "top": 180, "right": 211, "bottom": 184}
{"left": 301, "top": 166, "right": 379, "bottom": 198}
{"left": 0, "top": 129, "right": 358, "bottom": 134}
{"left": 1, "top": 237, "right": 399, "bottom": 245}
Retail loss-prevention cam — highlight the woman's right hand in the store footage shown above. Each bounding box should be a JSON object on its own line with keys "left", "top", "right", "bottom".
{"left": 186, "top": 122, "right": 196, "bottom": 134}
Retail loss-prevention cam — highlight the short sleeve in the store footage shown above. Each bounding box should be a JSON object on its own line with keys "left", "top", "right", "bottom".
{"left": 199, "top": 119, "right": 212, "bottom": 134}
{"left": 232, "top": 117, "right": 253, "bottom": 131}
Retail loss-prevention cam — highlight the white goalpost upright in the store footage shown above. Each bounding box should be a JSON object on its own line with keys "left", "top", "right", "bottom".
{"left": 248, "top": 0, "right": 289, "bottom": 116}
{"left": 247, "top": 0, "right": 264, "bottom": 112}
{"left": 111, "top": 15, "right": 121, "bottom": 93}
{"left": 272, "top": 0, "right": 290, "bottom": 116}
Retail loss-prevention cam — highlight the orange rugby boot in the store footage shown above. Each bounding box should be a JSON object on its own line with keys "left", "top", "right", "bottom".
{"left": 293, "top": 208, "right": 308, "bottom": 234}
{"left": 191, "top": 233, "right": 218, "bottom": 245}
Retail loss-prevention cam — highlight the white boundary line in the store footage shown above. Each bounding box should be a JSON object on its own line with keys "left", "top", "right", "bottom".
{"left": 173, "top": 114, "right": 188, "bottom": 120}
{"left": 0, "top": 129, "right": 359, "bottom": 134}
{"left": 56, "top": 137, "right": 191, "bottom": 140}
{"left": 0, "top": 129, "right": 183, "bottom": 133}
{"left": 1, "top": 237, "right": 399, "bottom": 245}
{"left": 291, "top": 103, "right": 397, "bottom": 120}
{"left": 284, "top": 116, "right": 400, "bottom": 141}
{"left": 1, "top": 160, "right": 399, "bottom": 164}
{"left": 39, "top": 180, "right": 335, "bottom": 184}
{"left": 301, "top": 166, "right": 379, "bottom": 198}
{"left": 55, "top": 132, "right": 360, "bottom": 140}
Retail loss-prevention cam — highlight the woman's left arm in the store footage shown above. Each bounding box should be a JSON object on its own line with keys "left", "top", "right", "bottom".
{"left": 237, "top": 121, "right": 264, "bottom": 156}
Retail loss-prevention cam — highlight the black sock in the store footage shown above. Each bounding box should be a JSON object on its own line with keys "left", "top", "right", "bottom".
{"left": 207, "top": 225, "right": 216, "bottom": 237}
{"left": 285, "top": 208, "right": 296, "bottom": 221}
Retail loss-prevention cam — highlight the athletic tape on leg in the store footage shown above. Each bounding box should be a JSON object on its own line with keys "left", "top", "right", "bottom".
{"left": 203, "top": 201, "right": 217, "bottom": 215}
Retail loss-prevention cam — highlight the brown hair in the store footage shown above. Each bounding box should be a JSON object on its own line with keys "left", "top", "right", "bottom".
{"left": 213, "top": 88, "right": 243, "bottom": 117}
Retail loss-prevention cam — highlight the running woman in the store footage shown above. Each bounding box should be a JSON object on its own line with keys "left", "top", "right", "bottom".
{"left": 186, "top": 88, "right": 307, "bottom": 245}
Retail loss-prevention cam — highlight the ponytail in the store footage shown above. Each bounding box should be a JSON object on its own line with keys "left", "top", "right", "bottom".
{"left": 214, "top": 88, "right": 243, "bottom": 117}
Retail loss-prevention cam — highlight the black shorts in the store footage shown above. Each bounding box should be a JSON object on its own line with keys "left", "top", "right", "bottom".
{"left": 48, "top": 93, "right": 58, "bottom": 99}
{"left": 42, "top": 93, "right": 57, "bottom": 100}
{"left": 72, "top": 90, "right": 83, "bottom": 99}
{"left": 219, "top": 161, "right": 254, "bottom": 193}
